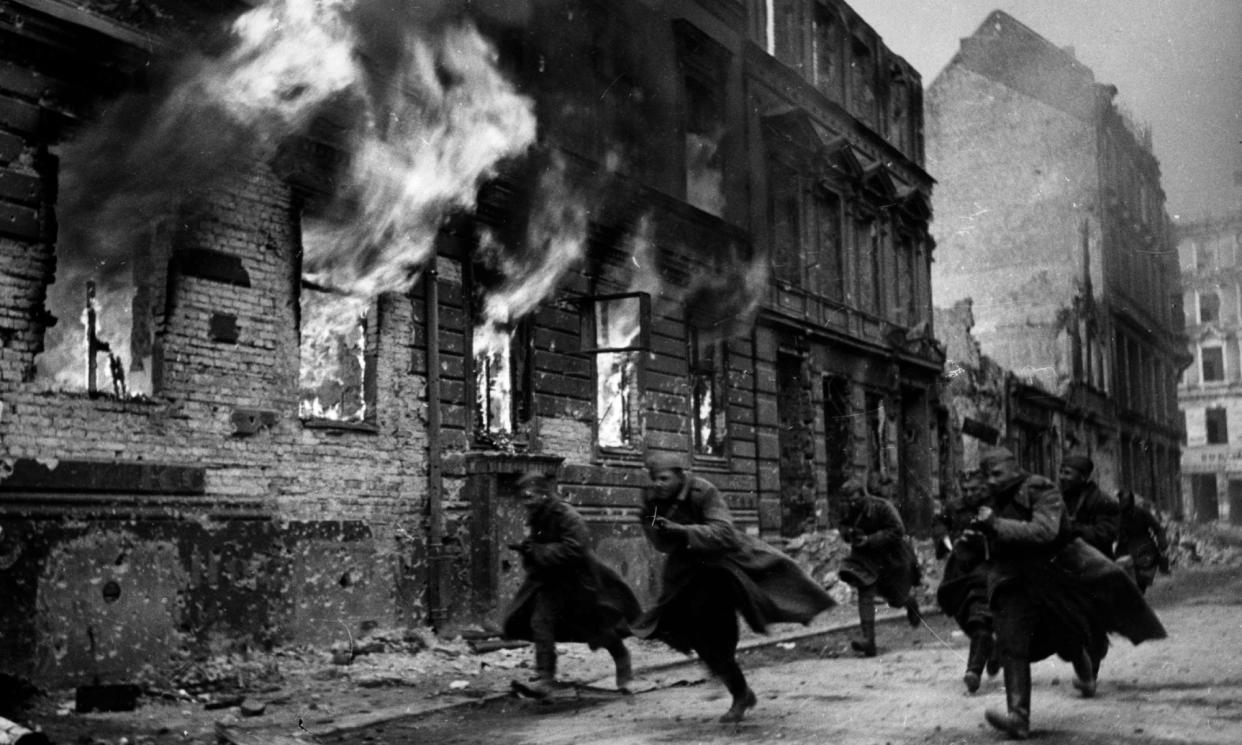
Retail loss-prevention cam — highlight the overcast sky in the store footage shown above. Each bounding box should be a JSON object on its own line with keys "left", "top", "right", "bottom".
{"left": 844, "top": 0, "right": 1242, "bottom": 223}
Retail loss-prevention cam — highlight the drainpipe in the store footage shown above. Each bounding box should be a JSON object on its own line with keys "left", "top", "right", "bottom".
{"left": 424, "top": 266, "right": 446, "bottom": 630}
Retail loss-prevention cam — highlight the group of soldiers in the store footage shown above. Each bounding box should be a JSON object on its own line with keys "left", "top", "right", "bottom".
{"left": 499, "top": 446, "right": 1171, "bottom": 738}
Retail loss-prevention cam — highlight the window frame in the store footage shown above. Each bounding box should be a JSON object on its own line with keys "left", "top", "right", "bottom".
{"left": 582, "top": 292, "right": 652, "bottom": 455}
{"left": 297, "top": 280, "right": 379, "bottom": 430}
{"left": 688, "top": 326, "right": 729, "bottom": 460}
{"left": 1206, "top": 406, "right": 1229, "bottom": 445}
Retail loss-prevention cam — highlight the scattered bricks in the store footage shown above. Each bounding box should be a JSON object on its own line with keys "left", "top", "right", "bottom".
{"left": 238, "top": 698, "right": 267, "bottom": 717}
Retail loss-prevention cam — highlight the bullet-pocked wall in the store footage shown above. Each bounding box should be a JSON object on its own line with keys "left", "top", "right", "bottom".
{"left": 0, "top": 4, "right": 431, "bottom": 684}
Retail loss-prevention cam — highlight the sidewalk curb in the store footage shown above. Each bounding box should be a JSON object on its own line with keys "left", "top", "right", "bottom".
{"left": 217, "top": 609, "right": 939, "bottom": 744}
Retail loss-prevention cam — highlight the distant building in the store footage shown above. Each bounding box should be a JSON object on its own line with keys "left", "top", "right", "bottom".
{"left": 1177, "top": 212, "right": 1242, "bottom": 523}
{"left": 927, "top": 10, "right": 1187, "bottom": 504}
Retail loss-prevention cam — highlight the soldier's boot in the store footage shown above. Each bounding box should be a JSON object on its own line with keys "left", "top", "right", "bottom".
{"left": 985, "top": 633, "right": 1001, "bottom": 677}
{"left": 608, "top": 641, "right": 633, "bottom": 692}
{"left": 718, "top": 665, "right": 757, "bottom": 723}
{"left": 984, "top": 659, "right": 1031, "bottom": 740}
{"left": 963, "top": 632, "right": 989, "bottom": 694}
{"left": 905, "top": 595, "right": 922, "bottom": 629}
{"left": 514, "top": 644, "right": 557, "bottom": 699}
{"left": 850, "top": 596, "right": 878, "bottom": 657}
{"left": 1071, "top": 647, "right": 1097, "bottom": 698}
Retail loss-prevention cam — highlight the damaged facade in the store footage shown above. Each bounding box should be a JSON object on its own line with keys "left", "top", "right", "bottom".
{"left": 0, "top": 0, "right": 938, "bottom": 688}
{"left": 1177, "top": 212, "right": 1242, "bottom": 523}
{"left": 927, "top": 10, "right": 1187, "bottom": 504}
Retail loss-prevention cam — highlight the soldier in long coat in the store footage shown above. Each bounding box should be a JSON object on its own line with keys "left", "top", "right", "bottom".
{"left": 634, "top": 452, "right": 834, "bottom": 723}
{"left": 1058, "top": 454, "right": 1120, "bottom": 559}
{"left": 935, "top": 470, "right": 996, "bottom": 692}
{"left": 503, "top": 472, "right": 642, "bottom": 697}
{"left": 973, "top": 447, "right": 1166, "bottom": 739}
{"left": 1116, "top": 491, "right": 1170, "bottom": 594}
{"left": 837, "top": 478, "right": 922, "bottom": 657}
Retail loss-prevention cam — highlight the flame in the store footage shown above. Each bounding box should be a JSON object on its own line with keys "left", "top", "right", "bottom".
{"left": 477, "top": 154, "right": 588, "bottom": 339}
{"left": 34, "top": 278, "right": 151, "bottom": 396}
{"left": 304, "top": 20, "right": 537, "bottom": 297}
{"left": 299, "top": 291, "right": 368, "bottom": 421}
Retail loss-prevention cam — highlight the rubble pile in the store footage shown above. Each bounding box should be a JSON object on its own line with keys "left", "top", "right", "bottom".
{"left": 1166, "top": 521, "right": 1242, "bottom": 568}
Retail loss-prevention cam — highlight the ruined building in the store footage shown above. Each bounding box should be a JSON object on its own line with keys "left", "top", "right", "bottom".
{"left": 927, "top": 10, "right": 1186, "bottom": 502}
{"left": 0, "top": 0, "right": 938, "bottom": 687}
{"left": 1177, "top": 212, "right": 1242, "bottom": 523}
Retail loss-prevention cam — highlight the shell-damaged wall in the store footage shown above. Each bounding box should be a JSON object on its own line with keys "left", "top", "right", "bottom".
{"left": 0, "top": 161, "right": 429, "bottom": 687}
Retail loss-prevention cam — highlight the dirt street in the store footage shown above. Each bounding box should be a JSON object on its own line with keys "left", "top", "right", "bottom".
{"left": 326, "top": 567, "right": 1242, "bottom": 745}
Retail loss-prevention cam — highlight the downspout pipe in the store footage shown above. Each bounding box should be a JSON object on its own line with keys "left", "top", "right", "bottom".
{"left": 424, "top": 266, "right": 446, "bottom": 630}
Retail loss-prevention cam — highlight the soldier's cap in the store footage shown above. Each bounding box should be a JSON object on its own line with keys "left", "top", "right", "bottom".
{"left": 645, "top": 451, "right": 687, "bottom": 473}
{"left": 841, "top": 477, "right": 867, "bottom": 496}
{"left": 1061, "top": 454, "right": 1094, "bottom": 475}
{"left": 515, "top": 471, "right": 554, "bottom": 492}
{"left": 978, "top": 446, "right": 1016, "bottom": 469}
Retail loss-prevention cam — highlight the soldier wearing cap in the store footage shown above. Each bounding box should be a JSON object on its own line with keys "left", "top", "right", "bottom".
{"left": 973, "top": 446, "right": 1166, "bottom": 739}
{"left": 503, "top": 471, "right": 641, "bottom": 698}
{"left": 1057, "top": 454, "right": 1120, "bottom": 559}
{"left": 634, "top": 451, "right": 834, "bottom": 723}
{"left": 935, "top": 469, "right": 998, "bottom": 693}
{"left": 837, "top": 476, "right": 923, "bottom": 657}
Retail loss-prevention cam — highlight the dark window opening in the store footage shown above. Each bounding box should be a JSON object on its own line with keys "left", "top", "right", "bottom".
{"left": 770, "top": 163, "right": 802, "bottom": 286}
{"left": 810, "top": 189, "right": 843, "bottom": 301}
{"left": 812, "top": 7, "right": 838, "bottom": 98}
{"left": 1203, "top": 346, "right": 1225, "bottom": 382}
{"left": 1199, "top": 291, "right": 1220, "bottom": 324}
{"left": 1207, "top": 407, "right": 1229, "bottom": 445}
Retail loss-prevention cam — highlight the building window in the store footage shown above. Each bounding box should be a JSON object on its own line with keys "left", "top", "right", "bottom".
{"left": 849, "top": 36, "right": 875, "bottom": 124}
{"left": 472, "top": 318, "right": 533, "bottom": 446}
{"left": 689, "top": 327, "right": 728, "bottom": 456}
{"left": 299, "top": 285, "right": 373, "bottom": 423}
{"left": 1202, "top": 345, "right": 1225, "bottom": 382}
{"left": 677, "top": 21, "right": 728, "bottom": 217}
{"left": 854, "top": 215, "right": 881, "bottom": 315}
{"left": 810, "top": 188, "right": 843, "bottom": 301}
{"left": 812, "top": 6, "right": 838, "bottom": 99}
{"left": 583, "top": 293, "right": 650, "bottom": 450}
{"left": 1199, "top": 291, "right": 1220, "bottom": 324}
{"left": 1196, "top": 242, "right": 1216, "bottom": 271}
{"left": 770, "top": 162, "right": 802, "bottom": 285}
{"left": 1207, "top": 406, "right": 1229, "bottom": 444}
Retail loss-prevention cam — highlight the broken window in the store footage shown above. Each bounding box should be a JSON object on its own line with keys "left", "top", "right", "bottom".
{"left": 689, "top": 327, "right": 727, "bottom": 457}
{"left": 1207, "top": 406, "right": 1229, "bottom": 444}
{"left": 770, "top": 162, "right": 802, "bottom": 286}
{"left": 810, "top": 188, "right": 843, "bottom": 302}
{"left": 1202, "top": 345, "right": 1225, "bottom": 383}
{"left": 677, "top": 21, "right": 728, "bottom": 217}
{"left": 812, "top": 6, "right": 839, "bottom": 99}
{"left": 35, "top": 220, "right": 168, "bottom": 398}
{"left": 472, "top": 318, "right": 533, "bottom": 446}
{"left": 298, "top": 282, "right": 373, "bottom": 423}
{"left": 850, "top": 36, "right": 875, "bottom": 124}
{"left": 582, "top": 293, "right": 649, "bottom": 450}
{"left": 854, "top": 215, "right": 881, "bottom": 315}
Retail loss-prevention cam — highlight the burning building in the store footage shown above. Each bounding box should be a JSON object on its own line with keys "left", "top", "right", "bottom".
{"left": 0, "top": 0, "right": 939, "bottom": 688}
